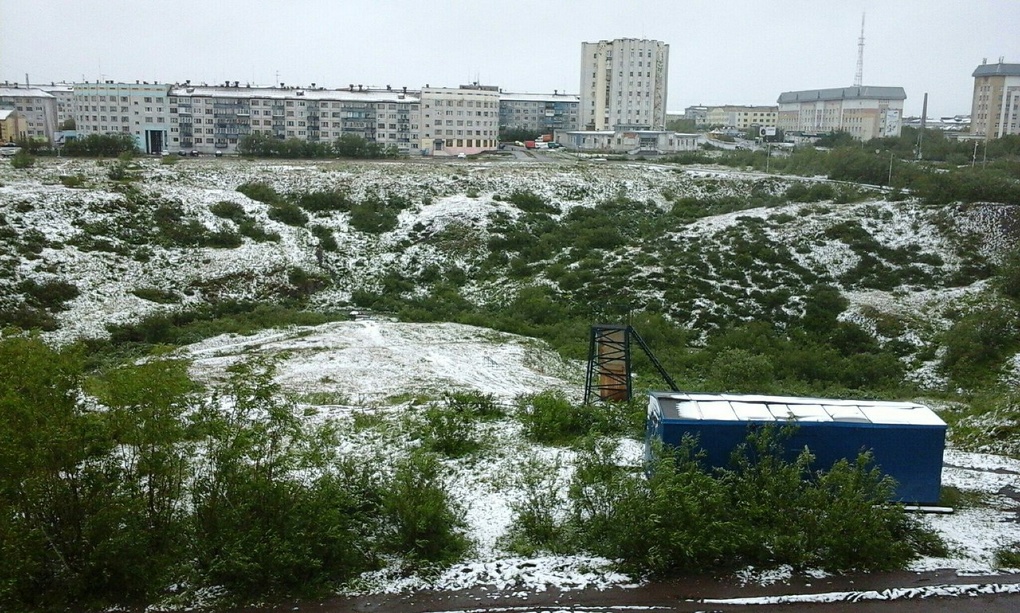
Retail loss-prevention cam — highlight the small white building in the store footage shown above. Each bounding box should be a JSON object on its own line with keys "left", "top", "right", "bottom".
{"left": 556, "top": 129, "right": 699, "bottom": 154}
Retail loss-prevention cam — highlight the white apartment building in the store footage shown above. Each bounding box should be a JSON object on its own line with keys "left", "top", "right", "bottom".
{"left": 73, "top": 81, "right": 172, "bottom": 153}
{"left": 580, "top": 38, "right": 669, "bottom": 131}
{"left": 704, "top": 105, "right": 778, "bottom": 130}
{"left": 498, "top": 92, "right": 580, "bottom": 134}
{"left": 169, "top": 83, "right": 421, "bottom": 155}
{"left": 34, "top": 83, "right": 75, "bottom": 127}
{"left": 419, "top": 85, "right": 500, "bottom": 155}
{"left": 777, "top": 86, "right": 906, "bottom": 140}
{"left": 971, "top": 60, "right": 1020, "bottom": 139}
{"left": 0, "top": 84, "right": 59, "bottom": 143}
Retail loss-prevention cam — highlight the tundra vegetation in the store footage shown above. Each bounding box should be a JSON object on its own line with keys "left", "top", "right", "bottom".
{"left": 2, "top": 135, "right": 1020, "bottom": 610}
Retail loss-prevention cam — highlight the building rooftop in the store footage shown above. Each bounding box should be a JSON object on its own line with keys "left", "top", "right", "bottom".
{"left": 777, "top": 86, "right": 907, "bottom": 104}
{"left": 168, "top": 85, "right": 420, "bottom": 103}
{"left": 0, "top": 87, "right": 55, "bottom": 99}
{"left": 500, "top": 92, "right": 579, "bottom": 103}
{"left": 973, "top": 62, "right": 1020, "bottom": 77}
{"left": 652, "top": 392, "right": 945, "bottom": 427}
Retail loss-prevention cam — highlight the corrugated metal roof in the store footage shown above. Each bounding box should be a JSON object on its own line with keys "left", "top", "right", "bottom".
{"left": 972, "top": 62, "right": 1020, "bottom": 77}
{"left": 777, "top": 86, "right": 907, "bottom": 104}
{"left": 168, "top": 85, "right": 420, "bottom": 103}
{"left": 0, "top": 87, "right": 56, "bottom": 99}
{"left": 653, "top": 392, "right": 944, "bottom": 427}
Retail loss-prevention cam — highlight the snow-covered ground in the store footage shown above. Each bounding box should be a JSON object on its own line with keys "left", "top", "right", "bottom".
{"left": 3, "top": 157, "right": 1019, "bottom": 600}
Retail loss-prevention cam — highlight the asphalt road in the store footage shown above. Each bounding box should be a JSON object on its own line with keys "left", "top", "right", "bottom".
{"left": 230, "top": 569, "right": 1020, "bottom": 613}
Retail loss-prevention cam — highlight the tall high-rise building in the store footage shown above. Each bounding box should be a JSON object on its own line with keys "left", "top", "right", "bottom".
{"left": 579, "top": 38, "right": 669, "bottom": 131}
{"left": 971, "top": 59, "right": 1020, "bottom": 139}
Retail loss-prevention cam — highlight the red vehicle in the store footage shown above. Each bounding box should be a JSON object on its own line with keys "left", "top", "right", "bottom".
{"left": 524, "top": 140, "right": 536, "bottom": 149}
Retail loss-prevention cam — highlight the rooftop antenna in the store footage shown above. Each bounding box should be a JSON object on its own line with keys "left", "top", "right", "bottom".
{"left": 854, "top": 12, "right": 865, "bottom": 87}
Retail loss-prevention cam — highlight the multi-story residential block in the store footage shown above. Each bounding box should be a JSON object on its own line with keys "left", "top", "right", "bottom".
{"left": 580, "top": 38, "right": 669, "bottom": 131}
{"left": 419, "top": 85, "right": 500, "bottom": 155}
{"left": 777, "top": 86, "right": 906, "bottom": 140}
{"left": 705, "top": 105, "right": 778, "bottom": 130}
{"left": 970, "top": 60, "right": 1020, "bottom": 139}
{"left": 683, "top": 106, "right": 710, "bottom": 126}
{"left": 498, "top": 92, "right": 579, "bottom": 134}
{"left": 73, "top": 81, "right": 172, "bottom": 153}
{"left": 168, "top": 83, "right": 421, "bottom": 155}
{"left": 0, "top": 109, "right": 26, "bottom": 142}
{"left": 34, "top": 83, "right": 75, "bottom": 127}
{"left": 0, "top": 84, "right": 59, "bottom": 143}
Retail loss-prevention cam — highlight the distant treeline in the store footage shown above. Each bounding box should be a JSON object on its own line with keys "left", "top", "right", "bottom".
{"left": 237, "top": 132, "right": 401, "bottom": 159}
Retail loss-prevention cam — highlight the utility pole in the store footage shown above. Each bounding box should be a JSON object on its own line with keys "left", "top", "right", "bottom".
{"left": 888, "top": 151, "right": 894, "bottom": 185}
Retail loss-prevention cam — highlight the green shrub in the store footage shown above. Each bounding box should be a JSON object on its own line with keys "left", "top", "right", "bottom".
{"left": 9, "top": 150, "right": 34, "bottom": 168}
{"left": 508, "top": 190, "right": 558, "bottom": 214}
{"left": 310, "top": 224, "right": 338, "bottom": 251}
{"left": 348, "top": 195, "right": 401, "bottom": 233}
{"left": 237, "top": 181, "right": 281, "bottom": 204}
{"left": 295, "top": 190, "right": 352, "bottom": 212}
{"left": 381, "top": 450, "right": 469, "bottom": 566}
{"left": 59, "top": 174, "right": 87, "bottom": 188}
{"left": 20, "top": 278, "right": 80, "bottom": 311}
{"left": 131, "top": 287, "right": 179, "bottom": 304}
{"left": 413, "top": 402, "right": 482, "bottom": 458}
{"left": 237, "top": 218, "right": 280, "bottom": 242}
{"left": 209, "top": 200, "right": 247, "bottom": 221}
{"left": 500, "top": 453, "right": 572, "bottom": 555}
{"left": 268, "top": 201, "right": 308, "bottom": 226}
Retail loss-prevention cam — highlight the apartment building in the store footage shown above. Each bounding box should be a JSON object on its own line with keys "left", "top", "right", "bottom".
{"left": 168, "top": 83, "right": 421, "bottom": 155}
{"left": 498, "top": 92, "right": 580, "bottom": 134}
{"left": 73, "top": 81, "right": 172, "bottom": 153}
{"left": 777, "top": 86, "right": 906, "bottom": 140}
{"left": 970, "top": 60, "right": 1020, "bottom": 139}
{"left": 580, "top": 38, "right": 669, "bottom": 131}
{"left": 34, "top": 83, "right": 75, "bottom": 126}
{"left": 0, "top": 84, "right": 59, "bottom": 143}
{"left": 705, "top": 105, "right": 778, "bottom": 130}
{"left": 419, "top": 85, "right": 500, "bottom": 155}
{"left": 0, "top": 109, "right": 26, "bottom": 143}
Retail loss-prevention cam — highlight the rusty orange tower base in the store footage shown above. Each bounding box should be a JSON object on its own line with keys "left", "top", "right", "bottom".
{"left": 583, "top": 324, "right": 679, "bottom": 404}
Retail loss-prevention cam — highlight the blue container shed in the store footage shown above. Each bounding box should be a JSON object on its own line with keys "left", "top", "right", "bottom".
{"left": 646, "top": 392, "right": 947, "bottom": 504}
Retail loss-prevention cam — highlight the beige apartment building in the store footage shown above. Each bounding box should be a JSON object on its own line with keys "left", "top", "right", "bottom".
{"left": 0, "top": 84, "right": 59, "bottom": 143}
{"left": 419, "top": 85, "right": 500, "bottom": 155}
{"left": 580, "top": 38, "right": 669, "bottom": 131}
{"left": 705, "top": 105, "right": 778, "bottom": 130}
{"left": 777, "top": 86, "right": 906, "bottom": 140}
{"left": 970, "top": 60, "right": 1020, "bottom": 139}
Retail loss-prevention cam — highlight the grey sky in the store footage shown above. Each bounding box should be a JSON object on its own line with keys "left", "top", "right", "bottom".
{"left": 1, "top": 0, "right": 1017, "bottom": 118}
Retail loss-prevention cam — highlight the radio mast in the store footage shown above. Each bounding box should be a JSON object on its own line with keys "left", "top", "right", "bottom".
{"left": 854, "top": 13, "right": 865, "bottom": 87}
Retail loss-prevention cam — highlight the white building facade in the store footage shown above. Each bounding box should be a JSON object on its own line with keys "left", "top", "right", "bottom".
{"left": 73, "top": 81, "right": 172, "bottom": 153}
{"left": 419, "top": 86, "right": 500, "bottom": 155}
{"left": 556, "top": 129, "right": 698, "bottom": 154}
{"left": 580, "top": 38, "right": 669, "bottom": 131}
{"left": 168, "top": 84, "right": 421, "bottom": 155}
{"left": 777, "top": 86, "right": 906, "bottom": 140}
{"left": 498, "top": 92, "right": 580, "bottom": 134}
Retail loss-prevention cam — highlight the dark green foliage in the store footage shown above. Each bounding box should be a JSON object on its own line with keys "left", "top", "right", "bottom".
{"left": 237, "top": 181, "right": 282, "bottom": 205}
{"left": 209, "top": 200, "right": 247, "bottom": 221}
{"left": 267, "top": 201, "right": 308, "bottom": 226}
{"left": 59, "top": 174, "right": 87, "bottom": 188}
{"left": 19, "top": 278, "right": 80, "bottom": 311}
{"left": 310, "top": 224, "right": 338, "bottom": 251}
{"left": 380, "top": 451, "right": 469, "bottom": 566}
{"left": 515, "top": 391, "right": 640, "bottom": 445}
{"left": 939, "top": 306, "right": 1020, "bottom": 390}
{"left": 294, "top": 190, "right": 352, "bottom": 212}
{"left": 508, "top": 190, "right": 558, "bottom": 214}
{"left": 348, "top": 193, "right": 405, "bottom": 233}
{"left": 555, "top": 428, "right": 939, "bottom": 577}
{"left": 131, "top": 287, "right": 180, "bottom": 304}
{"left": 237, "top": 133, "right": 398, "bottom": 159}
{"left": 62, "top": 133, "right": 138, "bottom": 157}
{"left": 9, "top": 150, "right": 34, "bottom": 168}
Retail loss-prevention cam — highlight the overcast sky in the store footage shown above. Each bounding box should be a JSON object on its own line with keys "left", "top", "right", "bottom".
{"left": 2, "top": 0, "right": 1018, "bottom": 118}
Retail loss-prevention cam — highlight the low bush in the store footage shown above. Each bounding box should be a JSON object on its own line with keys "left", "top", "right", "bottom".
{"left": 237, "top": 181, "right": 281, "bottom": 205}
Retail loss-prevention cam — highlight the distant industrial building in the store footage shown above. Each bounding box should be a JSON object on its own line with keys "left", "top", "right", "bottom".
{"left": 970, "top": 60, "right": 1020, "bottom": 139}
{"left": 777, "top": 86, "right": 906, "bottom": 140}
{"left": 580, "top": 38, "right": 669, "bottom": 131}
{"left": 498, "top": 91, "right": 579, "bottom": 134}
{"left": 0, "top": 84, "right": 59, "bottom": 143}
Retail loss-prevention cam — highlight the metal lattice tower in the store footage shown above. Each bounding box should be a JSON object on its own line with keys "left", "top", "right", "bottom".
{"left": 583, "top": 325, "right": 680, "bottom": 404}
{"left": 854, "top": 13, "right": 865, "bottom": 87}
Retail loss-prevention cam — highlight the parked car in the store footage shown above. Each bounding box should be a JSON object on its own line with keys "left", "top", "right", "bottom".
{"left": 456, "top": 152, "right": 467, "bottom": 159}
{"left": 214, "top": 150, "right": 223, "bottom": 157}
{"left": 189, "top": 150, "right": 199, "bottom": 157}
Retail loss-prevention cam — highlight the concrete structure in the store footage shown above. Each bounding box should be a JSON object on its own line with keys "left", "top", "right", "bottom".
{"left": 556, "top": 129, "right": 698, "bottom": 154}
{"left": 420, "top": 85, "right": 500, "bottom": 155}
{"left": 682, "top": 105, "right": 710, "bottom": 126}
{"left": 970, "top": 60, "right": 1020, "bottom": 139}
{"left": 0, "top": 109, "right": 26, "bottom": 143}
{"left": 0, "top": 84, "right": 59, "bottom": 143}
{"left": 777, "top": 86, "right": 906, "bottom": 140}
{"left": 73, "top": 81, "right": 172, "bottom": 153}
{"left": 705, "top": 105, "right": 778, "bottom": 130}
{"left": 169, "top": 83, "right": 421, "bottom": 155}
{"left": 580, "top": 38, "right": 669, "bottom": 131}
{"left": 498, "top": 91, "right": 579, "bottom": 134}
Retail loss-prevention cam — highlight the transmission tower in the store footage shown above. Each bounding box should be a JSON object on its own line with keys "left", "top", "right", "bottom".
{"left": 854, "top": 13, "right": 865, "bottom": 87}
